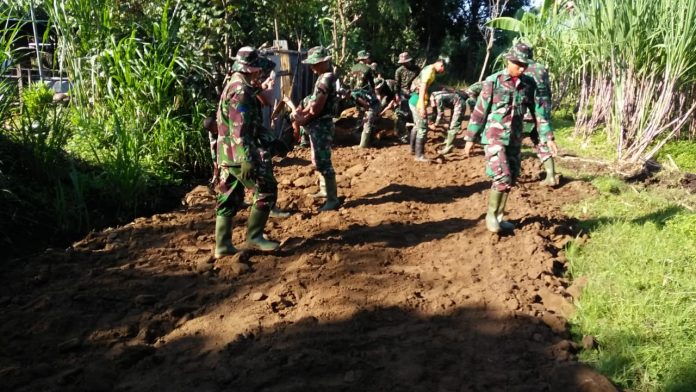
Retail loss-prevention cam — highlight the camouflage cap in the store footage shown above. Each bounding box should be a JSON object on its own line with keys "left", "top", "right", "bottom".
{"left": 231, "top": 46, "right": 263, "bottom": 73}
{"left": 302, "top": 46, "right": 332, "bottom": 65}
{"left": 505, "top": 43, "right": 532, "bottom": 65}
{"left": 357, "top": 50, "right": 371, "bottom": 60}
{"left": 398, "top": 51, "right": 413, "bottom": 64}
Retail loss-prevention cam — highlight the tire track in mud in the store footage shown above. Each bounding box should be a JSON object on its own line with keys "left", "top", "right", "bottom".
{"left": 0, "top": 135, "right": 617, "bottom": 392}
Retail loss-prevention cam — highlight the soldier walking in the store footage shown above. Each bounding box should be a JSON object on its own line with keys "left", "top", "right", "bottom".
{"left": 394, "top": 51, "right": 420, "bottom": 143}
{"left": 463, "top": 44, "right": 557, "bottom": 233}
{"left": 292, "top": 46, "right": 342, "bottom": 211}
{"left": 213, "top": 46, "right": 281, "bottom": 258}
{"left": 517, "top": 43, "right": 558, "bottom": 186}
{"left": 409, "top": 56, "right": 448, "bottom": 161}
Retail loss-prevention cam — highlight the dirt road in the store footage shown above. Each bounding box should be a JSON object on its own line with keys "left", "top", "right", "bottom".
{"left": 0, "top": 124, "right": 618, "bottom": 391}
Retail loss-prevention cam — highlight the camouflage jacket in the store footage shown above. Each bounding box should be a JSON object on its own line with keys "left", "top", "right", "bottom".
{"left": 351, "top": 88, "right": 380, "bottom": 109}
{"left": 307, "top": 71, "right": 339, "bottom": 122}
{"left": 464, "top": 82, "right": 483, "bottom": 101}
{"left": 523, "top": 60, "right": 552, "bottom": 120}
{"left": 394, "top": 64, "right": 420, "bottom": 96}
{"left": 349, "top": 63, "right": 375, "bottom": 91}
{"left": 430, "top": 90, "right": 466, "bottom": 111}
{"left": 464, "top": 70, "right": 553, "bottom": 146}
{"left": 216, "top": 73, "right": 263, "bottom": 165}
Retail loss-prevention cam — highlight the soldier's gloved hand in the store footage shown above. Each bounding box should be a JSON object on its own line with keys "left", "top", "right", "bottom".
{"left": 240, "top": 160, "right": 255, "bottom": 181}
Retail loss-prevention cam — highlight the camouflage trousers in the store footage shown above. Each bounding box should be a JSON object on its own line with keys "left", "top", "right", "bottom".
{"left": 360, "top": 102, "right": 380, "bottom": 136}
{"left": 445, "top": 99, "right": 465, "bottom": 139}
{"left": 409, "top": 101, "right": 429, "bottom": 139}
{"left": 216, "top": 152, "right": 277, "bottom": 216}
{"left": 484, "top": 143, "right": 522, "bottom": 192}
{"left": 395, "top": 95, "right": 412, "bottom": 136}
{"left": 524, "top": 121, "right": 553, "bottom": 163}
{"left": 305, "top": 117, "right": 336, "bottom": 178}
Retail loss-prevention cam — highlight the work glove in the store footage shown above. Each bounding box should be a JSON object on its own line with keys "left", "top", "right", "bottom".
{"left": 240, "top": 160, "right": 255, "bottom": 181}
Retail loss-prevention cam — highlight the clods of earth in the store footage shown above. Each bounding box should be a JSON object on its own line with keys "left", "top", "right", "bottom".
{"left": 0, "top": 115, "right": 619, "bottom": 391}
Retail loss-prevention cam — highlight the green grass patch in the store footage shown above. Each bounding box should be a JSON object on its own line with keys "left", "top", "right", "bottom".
{"left": 553, "top": 122, "right": 617, "bottom": 161}
{"left": 565, "top": 179, "right": 696, "bottom": 392}
{"left": 655, "top": 140, "right": 696, "bottom": 173}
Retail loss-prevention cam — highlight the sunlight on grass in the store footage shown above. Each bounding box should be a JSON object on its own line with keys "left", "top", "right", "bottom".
{"left": 565, "top": 180, "right": 696, "bottom": 392}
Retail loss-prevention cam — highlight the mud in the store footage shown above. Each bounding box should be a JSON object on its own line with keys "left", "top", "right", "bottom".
{"left": 0, "top": 117, "right": 617, "bottom": 391}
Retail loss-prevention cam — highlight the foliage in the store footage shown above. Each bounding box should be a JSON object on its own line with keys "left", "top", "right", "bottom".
{"left": 565, "top": 181, "right": 696, "bottom": 392}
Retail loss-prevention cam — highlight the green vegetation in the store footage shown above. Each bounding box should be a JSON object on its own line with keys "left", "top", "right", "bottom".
{"left": 564, "top": 176, "right": 696, "bottom": 392}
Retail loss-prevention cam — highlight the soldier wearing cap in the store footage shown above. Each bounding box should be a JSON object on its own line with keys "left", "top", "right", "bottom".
{"left": 515, "top": 42, "right": 558, "bottom": 186}
{"left": 213, "top": 46, "right": 282, "bottom": 257}
{"left": 349, "top": 50, "right": 376, "bottom": 92}
{"left": 292, "top": 46, "right": 341, "bottom": 211}
{"left": 394, "top": 51, "right": 420, "bottom": 142}
{"left": 462, "top": 44, "right": 558, "bottom": 233}
{"left": 408, "top": 55, "right": 449, "bottom": 161}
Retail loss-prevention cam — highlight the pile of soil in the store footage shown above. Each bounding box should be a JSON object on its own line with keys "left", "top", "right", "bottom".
{"left": 0, "top": 121, "right": 618, "bottom": 391}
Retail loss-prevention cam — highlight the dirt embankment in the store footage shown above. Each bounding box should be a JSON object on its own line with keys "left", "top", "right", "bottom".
{"left": 0, "top": 121, "right": 618, "bottom": 391}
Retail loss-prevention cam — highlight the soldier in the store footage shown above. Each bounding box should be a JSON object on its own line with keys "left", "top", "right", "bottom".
{"left": 394, "top": 51, "right": 420, "bottom": 143}
{"left": 430, "top": 90, "right": 468, "bottom": 154}
{"left": 349, "top": 87, "right": 381, "bottom": 148}
{"left": 462, "top": 44, "right": 558, "bottom": 233}
{"left": 517, "top": 43, "right": 558, "bottom": 186}
{"left": 349, "top": 50, "right": 376, "bottom": 92}
{"left": 409, "top": 55, "right": 449, "bottom": 161}
{"left": 374, "top": 77, "right": 398, "bottom": 114}
{"left": 214, "top": 46, "right": 281, "bottom": 258}
{"left": 292, "top": 46, "right": 342, "bottom": 211}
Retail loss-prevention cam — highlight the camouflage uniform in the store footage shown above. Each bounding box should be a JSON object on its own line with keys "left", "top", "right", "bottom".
{"left": 464, "top": 82, "right": 483, "bottom": 111}
{"left": 349, "top": 50, "right": 375, "bottom": 91}
{"left": 431, "top": 90, "right": 467, "bottom": 134}
{"left": 523, "top": 59, "right": 554, "bottom": 163}
{"left": 215, "top": 72, "right": 277, "bottom": 216}
{"left": 351, "top": 88, "right": 381, "bottom": 147}
{"left": 300, "top": 46, "right": 341, "bottom": 211}
{"left": 463, "top": 71, "right": 553, "bottom": 192}
{"left": 394, "top": 52, "right": 420, "bottom": 139}
{"left": 213, "top": 46, "right": 280, "bottom": 256}
{"left": 374, "top": 78, "right": 397, "bottom": 111}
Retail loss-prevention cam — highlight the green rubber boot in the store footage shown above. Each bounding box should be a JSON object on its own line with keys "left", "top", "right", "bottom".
{"left": 319, "top": 175, "right": 342, "bottom": 211}
{"left": 485, "top": 190, "right": 503, "bottom": 233}
{"left": 359, "top": 131, "right": 371, "bottom": 148}
{"left": 541, "top": 158, "right": 558, "bottom": 186}
{"left": 496, "top": 192, "right": 515, "bottom": 231}
{"left": 438, "top": 132, "right": 457, "bottom": 155}
{"left": 309, "top": 174, "right": 327, "bottom": 198}
{"left": 245, "top": 206, "right": 279, "bottom": 251}
{"left": 214, "top": 216, "right": 237, "bottom": 258}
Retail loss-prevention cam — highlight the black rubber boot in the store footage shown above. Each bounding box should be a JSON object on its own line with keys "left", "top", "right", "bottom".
{"left": 319, "top": 175, "right": 342, "bottom": 211}
{"left": 214, "top": 216, "right": 237, "bottom": 258}
{"left": 245, "top": 206, "right": 279, "bottom": 251}
{"left": 414, "top": 137, "right": 429, "bottom": 162}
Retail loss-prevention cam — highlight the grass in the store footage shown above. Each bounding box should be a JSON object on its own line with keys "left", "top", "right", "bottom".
{"left": 563, "top": 175, "right": 696, "bottom": 392}
{"left": 552, "top": 119, "right": 617, "bottom": 161}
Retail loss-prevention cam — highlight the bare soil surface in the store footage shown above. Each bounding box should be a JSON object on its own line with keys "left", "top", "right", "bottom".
{"left": 0, "top": 115, "right": 618, "bottom": 391}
